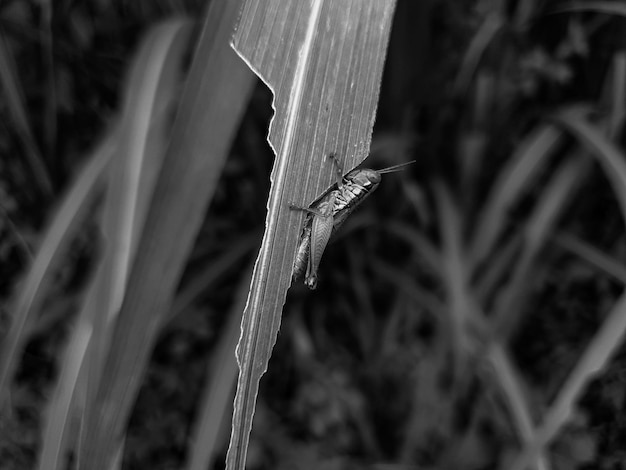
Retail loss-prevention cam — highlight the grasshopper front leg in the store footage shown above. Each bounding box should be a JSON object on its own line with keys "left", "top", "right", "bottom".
{"left": 328, "top": 152, "right": 344, "bottom": 188}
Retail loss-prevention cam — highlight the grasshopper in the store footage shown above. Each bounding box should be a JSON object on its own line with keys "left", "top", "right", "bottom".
{"left": 290, "top": 154, "right": 414, "bottom": 289}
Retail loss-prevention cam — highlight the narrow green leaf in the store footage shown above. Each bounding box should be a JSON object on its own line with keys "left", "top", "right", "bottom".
{"left": 434, "top": 182, "right": 487, "bottom": 371}
{"left": 474, "top": 234, "right": 520, "bottom": 303}
{"left": 0, "top": 31, "right": 53, "bottom": 196}
{"left": 487, "top": 344, "right": 550, "bottom": 470}
{"left": 510, "top": 290, "right": 626, "bottom": 470}
{"left": 604, "top": 52, "right": 626, "bottom": 137}
{"left": 492, "top": 156, "right": 587, "bottom": 339}
{"left": 453, "top": 13, "right": 504, "bottom": 96}
{"left": 0, "top": 129, "right": 114, "bottom": 404}
{"left": 37, "top": 284, "right": 95, "bottom": 470}
{"left": 506, "top": 106, "right": 626, "bottom": 469}
{"left": 552, "top": 107, "right": 626, "bottom": 226}
{"left": 435, "top": 182, "right": 469, "bottom": 356}
{"left": 81, "top": 18, "right": 192, "bottom": 453}
{"left": 555, "top": 233, "right": 626, "bottom": 284}
{"left": 469, "top": 125, "right": 563, "bottom": 269}
{"left": 38, "top": 19, "right": 188, "bottom": 470}
{"left": 227, "top": 2, "right": 396, "bottom": 469}
{"left": 78, "top": 0, "right": 256, "bottom": 467}
{"left": 550, "top": 1, "right": 626, "bottom": 17}
{"left": 185, "top": 266, "right": 253, "bottom": 470}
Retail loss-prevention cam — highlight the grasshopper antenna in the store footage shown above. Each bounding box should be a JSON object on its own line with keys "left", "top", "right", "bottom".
{"left": 377, "top": 160, "right": 416, "bottom": 174}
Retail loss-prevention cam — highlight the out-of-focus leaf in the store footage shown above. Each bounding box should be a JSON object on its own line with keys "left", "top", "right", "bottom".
{"left": 185, "top": 266, "right": 253, "bottom": 470}
{"left": 371, "top": 258, "right": 445, "bottom": 319}
{"left": 553, "top": 107, "right": 626, "bottom": 226}
{"left": 37, "top": 19, "right": 190, "bottom": 470}
{"left": 82, "top": 17, "right": 190, "bottom": 448}
{"left": 227, "top": 1, "right": 396, "bottom": 469}
{"left": 604, "top": 52, "right": 626, "bottom": 137}
{"left": 505, "top": 106, "right": 626, "bottom": 469}
{"left": 510, "top": 290, "right": 626, "bottom": 470}
{"left": 0, "top": 31, "right": 53, "bottom": 197}
{"left": 166, "top": 233, "right": 258, "bottom": 325}
{"left": 453, "top": 13, "right": 504, "bottom": 96}
{"left": 434, "top": 182, "right": 486, "bottom": 370}
{"left": 0, "top": 128, "right": 114, "bottom": 405}
{"left": 555, "top": 233, "right": 626, "bottom": 284}
{"left": 492, "top": 156, "right": 587, "bottom": 339}
{"left": 487, "top": 344, "right": 550, "bottom": 470}
{"left": 434, "top": 182, "right": 470, "bottom": 358}
{"left": 551, "top": 1, "right": 626, "bottom": 17}
{"left": 387, "top": 221, "right": 443, "bottom": 279}
{"left": 469, "top": 125, "right": 563, "bottom": 269}
{"left": 474, "top": 234, "right": 520, "bottom": 303}
{"left": 78, "top": 0, "right": 256, "bottom": 467}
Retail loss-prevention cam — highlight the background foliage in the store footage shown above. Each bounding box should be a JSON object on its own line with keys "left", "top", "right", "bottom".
{"left": 1, "top": 0, "right": 626, "bottom": 469}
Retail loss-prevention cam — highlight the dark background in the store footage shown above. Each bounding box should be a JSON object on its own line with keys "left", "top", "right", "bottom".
{"left": 1, "top": 0, "right": 625, "bottom": 469}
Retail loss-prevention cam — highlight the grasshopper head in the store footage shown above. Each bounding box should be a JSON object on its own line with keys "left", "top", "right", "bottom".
{"left": 346, "top": 168, "right": 381, "bottom": 188}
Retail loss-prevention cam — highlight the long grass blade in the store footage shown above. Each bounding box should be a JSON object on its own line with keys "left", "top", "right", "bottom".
{"left": 37, "top": 282, "right": 96, "bottom": 470}
{"left": 434, "top": 181, "right": 472, "bottom": 364}
{"left": 0, "top": 129, "right": 114, "bottom": 404}
{"left": 227, "top": 1, "right": 396, "bottom": 469}
{"left": 80, "top": 19, "right": 191, "bottom": 454}
{"left": 549, "top": 1, "right": 626, "bottom": 17}
{"left": 510, "top": 290, "right": 626, "bottom": 470}
{"left": 39, "top": 18, "right": 190, "bottom": 469}
{"left": 34, "top": 19, "right": 191, "bottom": 470}
{"left": 487, "top": 344, "right": 550, "bottom": 470}
{"left": 453, "top": 12, "right": 504, "bottom": 96}
{"left": 553, "top": 107, "right": 626, "bottom": 225}
{"left": 492, "top": 156, "right": 588, "bottom": 340}
{"left": 469, "top": 125, "right": 563, "bottom": 270}
{"left": 78, "top": 1, "right": 256, "bottom": 467}
{"left": 433, "top": 181, "right": 492, "bottom": 387}
{"left": 0, "top": 30, "right": 53, "bottom": 196}
{"left": 185, "top": 266, "right": 253, "bottom": 470}
{"left": 554, "top": 232, "right": 626, "bottom": 284}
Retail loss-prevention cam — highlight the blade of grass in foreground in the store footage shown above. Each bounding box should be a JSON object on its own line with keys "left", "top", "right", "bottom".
{"left": 78, "top": 0, "right": 256, "bottom": 467}
{"left": 227, "top": 1, "right": 396, "bottom": 469}
{"left": 38, "top": 19, "right": 188, "bottom": 470}
{"left": 185, "top": 265, "right": 254, "bottom": 470}
{"left": 81, "top": 17, "right": 190, "bottom": 454}
{"left": 0, "top": 129, "right": 115, "bottom": 406}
